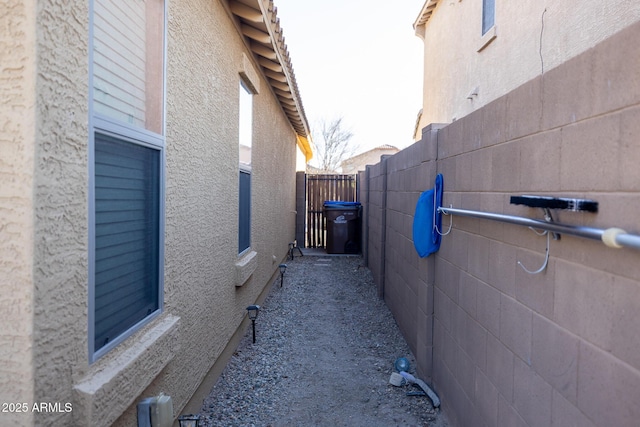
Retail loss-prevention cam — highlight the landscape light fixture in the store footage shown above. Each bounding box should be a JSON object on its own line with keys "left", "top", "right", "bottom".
{"left": 178, "top": 414, "right": 201, "bottom": 427}
{"left": 288, "top": 241, "right": 304, "bottom": 260}
{"left": 246, "top": 305, "right": 260, "bottom": 343}
{"left": 279, "top": 263, "right": 287, "bottom": 287}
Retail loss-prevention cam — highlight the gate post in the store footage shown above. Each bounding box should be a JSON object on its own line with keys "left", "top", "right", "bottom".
{"left": 360, "top": 168, "right": 369, "bottom": 266}
{"left": 295, "top": 171, "right": 306, "bottom": 248}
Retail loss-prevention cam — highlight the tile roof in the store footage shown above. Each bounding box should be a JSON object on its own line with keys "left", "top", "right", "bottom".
{"left": 228, "top": 0, "right": 313, "bottom": 161}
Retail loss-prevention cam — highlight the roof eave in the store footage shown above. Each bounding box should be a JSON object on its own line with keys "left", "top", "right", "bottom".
{"left": 228, "top": 0, "right": 313, "bottom": 161}
{"left": 413, "top": 0, "right": 440, "bottom": 39}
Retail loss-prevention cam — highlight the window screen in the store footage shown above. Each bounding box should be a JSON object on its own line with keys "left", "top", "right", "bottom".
{"left": 239, "top": 170, "right": 251, "bottom": 253}
{"left": 94, "top": 133, "right": 160, "bottom": 351}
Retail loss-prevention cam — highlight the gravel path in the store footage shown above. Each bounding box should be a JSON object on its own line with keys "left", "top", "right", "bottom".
{"left": 198, "top": 254, "right": 448, "bottom": 427}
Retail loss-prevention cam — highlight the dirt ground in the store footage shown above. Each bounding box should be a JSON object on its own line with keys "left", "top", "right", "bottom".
{"left": 199, "top": 253, "right": 449, "bottom": 427}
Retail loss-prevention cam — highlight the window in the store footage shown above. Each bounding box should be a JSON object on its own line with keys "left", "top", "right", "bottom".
{"left": 93, "top": 134, "right": 161, "bottom": 352}
{"left": 482, "top": 0, "right": 495, "bottom": 35}
{"left": 89, "top": 0, "right": 166, "bottom": 362}
{"left": 239, "top": 82, "right": 253, "bottom": 169}
{"left": 239, "top": 170, "right": 251, "bottom": 253}
{"left": 238, "top": 82, "right": 253, "bottom": 254}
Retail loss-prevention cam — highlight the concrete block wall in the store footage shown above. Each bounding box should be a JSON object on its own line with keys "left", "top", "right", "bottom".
{"left": 361, "top": 21, "right": 640, "bottom": 427}
{"left": 362, "top": 124, "right": 443, "bottom": 381}
{"left": 364, "top": 160, "right": 387, "bottom": 298}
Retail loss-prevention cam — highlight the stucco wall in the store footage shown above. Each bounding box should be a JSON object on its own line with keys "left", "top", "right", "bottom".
{"left": 0, "top": 0, "right": 97, "bottom": 424}
{"left": 2, "top": 0, "right": 299, "bottom": 425}
{"left": 363, "top": 20, "right": 640, "bottom": 427}
{"left": 33, "top": 0, "right": 90, "bottom": 425}
{"left": 112, "top": 0, "right": 299, "bottom": 424}
{"left": 0, "top": 2, "right": 36, "bottom": 426}
{"left": 417, "top": 0, "right": 640, "bottom": 127}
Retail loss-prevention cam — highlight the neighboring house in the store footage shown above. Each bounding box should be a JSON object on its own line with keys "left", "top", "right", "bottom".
{"left": 0, "top": 1, "right": 311, "bottom": 426}
{"left": 359, "top": 2, "right": 640, "bottom": 427}
{"left": 414, "top": 0, "right": 640, "bottom": 126}
{"left": 305, "top": 164, "right": 338, "bottom": 175}
{"left": 340, "top": 145, "right": 399, "bottom": 174}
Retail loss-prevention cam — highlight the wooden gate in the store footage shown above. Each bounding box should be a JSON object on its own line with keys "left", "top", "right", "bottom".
{"left": 305, "top": 174, "right": 358, "bottom": 248}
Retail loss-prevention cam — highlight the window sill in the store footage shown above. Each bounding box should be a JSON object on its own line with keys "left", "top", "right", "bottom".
{"left": 73, "top": 314, "right": 180, "bottom": 426}
{"left": 235, "top": 250, "right": 258, "bottom": 287}
{"left": 477, "top": 25, "right": 497, "bottom": 52}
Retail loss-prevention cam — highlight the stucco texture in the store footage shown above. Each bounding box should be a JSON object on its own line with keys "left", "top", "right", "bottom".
{"left": 30, "top": 0, "right": 90, "bottom": 426}
{"left": 417, "top": 0, "right": 640, "bottom": 126}
{"left": 1, "top": 0, "right": 300, "bottom": 425}
{"left": 2, "top": 0, "right": 89, "bottom": 425}
{"left": 0, "top": 2, "right": 36, "bottom": 426}
{"left": 111, "top": 0, "right": 299, "bottom": 424}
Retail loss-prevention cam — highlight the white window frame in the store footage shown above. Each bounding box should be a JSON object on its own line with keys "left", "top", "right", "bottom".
{"left": 478, "top": 0, "right": 497, "bottom": 52}
{"left": 88, "top": 0, "right": 167, "bottom": 363}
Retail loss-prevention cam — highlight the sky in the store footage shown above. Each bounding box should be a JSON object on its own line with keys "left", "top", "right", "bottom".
{"left": 273, "top": 0, "right": 427, "bottom": 165}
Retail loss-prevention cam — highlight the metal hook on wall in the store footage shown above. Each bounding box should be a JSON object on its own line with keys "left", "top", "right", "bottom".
{"left": 431, "top": 173, "right": 451, "bottom": 237}
{"left": 434, "top": 205, "right": 453, "bottom": 236}
{"left": 516, "top": 206, "right": 559, "bottom": 274}
{"left": 517, "top": 228, "right": 551, "bottom": 274}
